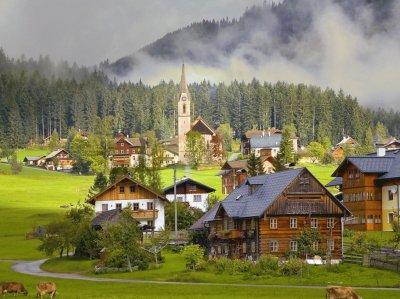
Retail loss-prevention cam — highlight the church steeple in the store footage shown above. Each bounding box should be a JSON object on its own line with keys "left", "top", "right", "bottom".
{"left": 180, "top": 63, "right": 189, "bottom": 95}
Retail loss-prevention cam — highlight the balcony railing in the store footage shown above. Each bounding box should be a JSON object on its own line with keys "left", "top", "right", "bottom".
{"left": 131, "top": 209, "right": 158, "bottom": 219}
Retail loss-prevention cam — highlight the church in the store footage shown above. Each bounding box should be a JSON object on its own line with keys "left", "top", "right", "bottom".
{"left": 162, "top": 64, "right": 223, "bottom": 165}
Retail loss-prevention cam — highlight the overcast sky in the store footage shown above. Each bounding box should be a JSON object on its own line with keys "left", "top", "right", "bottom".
{"left": 0, "top": 0, "right": 262, "bottom": 65}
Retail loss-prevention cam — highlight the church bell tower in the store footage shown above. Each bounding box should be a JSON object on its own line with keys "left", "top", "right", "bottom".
{"left": 178, "top": 64, "right": 191, "bottom": 163}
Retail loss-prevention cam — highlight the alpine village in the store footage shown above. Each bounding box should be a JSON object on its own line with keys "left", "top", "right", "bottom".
{"left": 1, "top": 1, "right": 400, "bottom": 299}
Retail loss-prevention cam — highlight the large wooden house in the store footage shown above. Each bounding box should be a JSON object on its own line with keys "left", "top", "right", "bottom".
{"left": 217, "top": 160, "right": 249, "bottom": 194}
{"left": 331, "top": 148, "right": 400, "bottom": 231}
{"left": 43, "top": 149, "right": 75, "bottom": 171}
{"left": 87, "top": 176, "right": 167, "bottom": 230}
{"left": 163, "top": 178, "right": 216, "bottom": 212}
{"left": 112, "top": 134, "right": 150, "bottom": 167}
{"left": 192, "top": 168, "right": 350, "bottom": 260}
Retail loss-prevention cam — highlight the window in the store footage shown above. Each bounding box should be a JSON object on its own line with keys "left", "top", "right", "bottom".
{"left": 388, "top": 190, "right": 394, "bottom": 201}
{"left": 116, "top": 203, "right": 122, "bottom": 210}
{"left": 102, "top": 204, "right": 108, "bottom": 212}
{"left": 311, "top": 218, "right": 318, "bottom": 228}
{"left": 147, "top": 202, "right": 154, "bottom": 210}
{"left": 193, "top": 195, "right": 202, "bottom": 202}
{"left": 189, "top": 184, "right": 197, "bottom": 192}
{"left": 327, "top": 218, "right": 335, "bottom": 228}
{"left": 270, "top": 218, "right": 278, "bottom": 229}
{"left": 177, "top": 196, "right": 183, "bottom": 202}
{"left": 183, "top": 103, "right": 186, "bottom": 114}
{"left": 133, "top": 203, "right": 139, "bottom": 211}
{"left": 251, "top": 218, "right": 256, "bottom": 229}
{"left": 388, "top": 212, "right": 394, "bottom": 224}
{"left": 367, "top": 215, "right": 373, "bottom": 223}
{"left": 242, "top": 220, "right": 246, "bottom": 230}
{"left": 327, "top": 239, "right": 335, "bottom": 252}
{"left": 120, "top": 143, "right": 124, "bottom": 146}
{"left": 120, "top": 150, "right": 124, "bottom": 154}
{"left": 290, "top": 240, "right": 298, "bottom": 252}
{"left": 375, "top": 215, "right": 382, "bottom": 224}
{"left": 290, "top": 218, "right": 297, "bottom": 229}
{"left": 130, "top": 185, "right": 136, "bottom": 193}
{"left": 251, "top": 241, "right": 256, "bottom": 253}
{"left": 242, "top": 242, "right": 247, "bottom": 254}
{"left": 234, "top": 220, "right": 241, "bottom": 230}
{"left": 119, "top": 186, "right": 125, "bottom": 193}
{"left": 269, "top": 240, "right": 278, "bottom": 252}
{"left": 147, "top": 220, "right": 154, "bottom": 228}
{"left": 312, "top": 241, "right": 319, "bottom": 251}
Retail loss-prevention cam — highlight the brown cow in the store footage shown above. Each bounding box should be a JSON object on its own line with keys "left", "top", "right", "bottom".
{"left": 0, "top": 282, "right": 28, "bottom": 296}
{"left": 326, "top": 286, "right": 362, "bottom": 299}
{"left": 36, "top": 282, "right": 56, "bottom": 299}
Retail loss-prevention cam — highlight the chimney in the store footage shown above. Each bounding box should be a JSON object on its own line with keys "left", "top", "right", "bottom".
{"left": 376, "top": 144, "right": 386, "bottom": 157}
{"left": 262, "top": 131, "right": 265, "bottom": 137}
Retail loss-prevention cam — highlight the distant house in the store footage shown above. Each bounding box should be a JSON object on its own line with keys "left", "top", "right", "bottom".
{"left": 331, "top": 136, "right": 358, "bottom": 161}
{"left": 217, "top": 160, "right": 248, "bottom": 194}
{"left": 43, "top": 149, "right": 74, "bottom": 171}
{"left": 331, "top": 147, "right": 400, "bottom": 231}
{"left": 241, "top": 128, "right": 282, "bottom": 155}
{"left": 163, "top": 177, "right": 216, "bottom": 212}
{"left": 383, "top": 138, "right": 400, "bottom": 150}
{"left": 112, "top": 134, "right": 150, "bottom": 168}
{"left": 160, "top": 137, "right": 179, "bottom": 167}
{"left": 23, "top": 156, "right": 46, "bottom": 166}
{"left": 87, "top": 176, "right": 167, "bottom": 230}
{"left": 191, "top": 168, "right": 350, "bottom": 260}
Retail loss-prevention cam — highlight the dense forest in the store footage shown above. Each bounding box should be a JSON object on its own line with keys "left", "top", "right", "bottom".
{"left": 0, "top": 49, "right": 399, "bottom": 150}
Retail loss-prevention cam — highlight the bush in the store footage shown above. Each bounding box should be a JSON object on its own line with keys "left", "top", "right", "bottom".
{"left": 343, "top": 228, "right": 355, "bottom": 237}
{"left": 104, "top": 249, "right": 126, "bottom": 268}
{"left": 258, "top": 255, "right": 279, "bottom": 271}
{"left": 214, "top": 257, "right": 233, "bottom": 273}
{"left": 182, "top": 244, "right": 205, "bottom": 271}
{"left": 281, "top": 257, "right": 308, "bottom": 276}
{"left": 249, "top": 263, "right": 265, "bottom": 276}
{"left": 326, "top": 263, "right": 346, "bottom": 273}
{"left": 232, "top": 259, "right": 252, "bottom": 273}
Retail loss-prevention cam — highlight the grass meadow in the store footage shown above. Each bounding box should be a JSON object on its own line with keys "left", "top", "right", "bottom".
{"left": 1, "top": 152, "right": 400, "bottom": 297}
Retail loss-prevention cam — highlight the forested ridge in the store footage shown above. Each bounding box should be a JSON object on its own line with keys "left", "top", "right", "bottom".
{"left": 0, "top": 49, "right": 399, "bottom": 150}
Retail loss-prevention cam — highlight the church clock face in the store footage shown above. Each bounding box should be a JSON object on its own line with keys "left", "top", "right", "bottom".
{"left": 182, "top": 95, "right": 187, "bottom": 101}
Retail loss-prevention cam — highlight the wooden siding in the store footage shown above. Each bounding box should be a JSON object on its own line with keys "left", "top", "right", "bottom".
{"left": 95, "top": 180, "right": 159, "bottom": 201}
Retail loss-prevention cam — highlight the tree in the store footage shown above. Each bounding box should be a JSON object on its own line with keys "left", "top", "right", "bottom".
{"left": 306, "top": 142, "right": 326, "bottom": 163}
{"left": 375, "top": 122, "right": 388, "bottom": 144}
{"left": 141, "top": 229, "right": 170, "bottom": 267}
{"left": 48, "top": 129, "right": 60, "bottom": 150}
{"left": 295, "top": 228, "right": 322, "bottom": 258}
{"left": 109, "top": 167, "right": 129, "bottom": 184}
{"left": 182, "top": 244, "right": 205, "bottom": 271}
{"left": 0, "top": 140, "right": 15, "bottom": 162}
{"left": 186, "top": 131, "right": 206, "bottom": 169}
{"left": 100, "top": 208, "right": 142, "bottom": 272}
{"left": 38, "top": 219, "right": 74, "bottom": 257}
{"left": 86, "top": 172, "right": 108, "bottom": 200}
{"left": 206, "top": 194, "right": 220, "bottom": 211}
{"left": 279, "top": 125, "right": 295, "bottom": 164}
{"left": 216, "top": 123, "right": 233, "bottom": 152}
{"left": 10, "top": 152, "right": 23, "bottom": 174}
{"left": 247, "top": 153, "right": 265, "bottom": 176}
{"left": 164, "top": 203, "right": 203, "bottom": 230}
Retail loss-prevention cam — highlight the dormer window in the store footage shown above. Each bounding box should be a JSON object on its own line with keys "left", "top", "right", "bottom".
{"left": 248, "top": 184, "right": 261, "bottom": 195}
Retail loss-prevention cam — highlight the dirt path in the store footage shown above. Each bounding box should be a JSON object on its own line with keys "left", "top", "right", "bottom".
{"left": 2, "top": 259, "right": 400, "bottom": 291}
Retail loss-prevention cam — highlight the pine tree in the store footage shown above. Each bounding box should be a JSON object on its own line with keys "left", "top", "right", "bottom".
{"left": 247, "top": 153, "right": 265, "bottom": 177}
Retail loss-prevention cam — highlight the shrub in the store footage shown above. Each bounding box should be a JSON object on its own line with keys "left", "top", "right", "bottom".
{"left": 343, "top": 228, "right": 355, "bottom": 237}
{"left": 182, "top": 244, "right": 205, "bottom": 271}
{"left": 249, "top": 263, "right": 264, "bottom": 276}
{"left": 258, "top": 255, "right": 279, "bottom": 271}
{"left": 326, "top": 263, "right": 346, "bottom": 273}
{"left": 214, "top": 257, "right": 233, "bottom": 273}
{"left": 232, "top": 259, "right": 252, "bottom": 273}
{"left": 104, "top": 249, "right": 126, "bottom": 268}
{"left": 281, "top": 257, "right": 308, "bottom": 276}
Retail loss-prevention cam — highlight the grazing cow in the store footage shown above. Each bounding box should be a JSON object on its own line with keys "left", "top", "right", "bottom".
{"left": 0, "top": 282, "right": 28, "bottom": 296}
{"left": 36, "top": 282, "right": 57, "bottom": 299}
{"left": 326, "top": 286, "right": 362, "bottom": 299}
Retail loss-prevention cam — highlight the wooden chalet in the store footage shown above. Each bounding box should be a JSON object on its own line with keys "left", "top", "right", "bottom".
{"left": 217, "top": 160, "right": 248, "bottom": 194}
{"left": 23, "top": 156, "right": 46, "bottom": 166}
{"left": 43, "top": 149, "right": 74, "bottom": 171}
{"left": 192, "top": 168, "right": 350, "bottom": 260}
{"left": 331, "top": 148, "right": 400, "bottom": 231}
{"left": 163, "top": 177, "right": 216, "bottom": 212}
{"left": 384, "top": 138, "right": 400, "bottom": 150}
{"left": 112, "top": 134, "right": 149, "bottom": 167}
{"left": 331, "top": 136, "right": 358, "bottom": 161}
{"left": 87, "top": 176, "right": 167, "bottom": 230}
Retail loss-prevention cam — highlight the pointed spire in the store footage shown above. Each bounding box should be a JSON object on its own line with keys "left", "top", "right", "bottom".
{"left": 180, "top": 63, "right": 189, "bottom": 94}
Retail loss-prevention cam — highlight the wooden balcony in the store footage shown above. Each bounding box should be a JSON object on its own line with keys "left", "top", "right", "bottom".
{"left": 131, "top": 209, "right": 158, "bottom": 219}
{"left": 217, "top": 229, "right": 244, "bottom": 239}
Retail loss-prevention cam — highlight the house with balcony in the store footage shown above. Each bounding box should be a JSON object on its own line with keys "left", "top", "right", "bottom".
{"left": 191, "top": 168, "right": 349, "bottom": 260}
{"left": 112, "top": 134, "right": 150, "bottom": 168}
{"left": 163, "top": 177, "right": 216, "bottom": 212}
{"left": 87, "top": 176, "right": 167, "bottom": 230}
{"left": 330, "top": 147, "right": 400, "bottom": 231}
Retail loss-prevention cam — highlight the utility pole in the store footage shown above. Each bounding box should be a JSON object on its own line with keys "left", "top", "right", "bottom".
{"left": 174, "top": 164, "right": 178, "bottom": 243}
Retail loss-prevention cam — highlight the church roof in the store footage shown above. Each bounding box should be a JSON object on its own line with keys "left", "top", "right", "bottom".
{"left": 190, "top": 116, "right": 215, "bottom": 135}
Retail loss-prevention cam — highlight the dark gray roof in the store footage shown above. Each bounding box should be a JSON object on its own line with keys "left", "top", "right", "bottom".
{"left": 333, "top": 156, "right": 394, "bottom": 177}
{"left": 250, "top": 135, "right": 281, "bottom": 149}
{"left": 91, "top": 209, "right": 123, "bottom": 227}
{"left": 163, "top": 177, "right": 216, "bottom": 194}
{"left": 221, "top": 168, "right": 304, "bottom": 218}
{"left": 325, "top": 177, "right": 342, "bottom": 187}
{"left": 190, "top": 202, "right": 221, "bottom": 230}
{"left": 376, "top": 153, "right": 400, "bottom": 181}
{"left": 23, "top": 156, "right": 44, "bottom": 161}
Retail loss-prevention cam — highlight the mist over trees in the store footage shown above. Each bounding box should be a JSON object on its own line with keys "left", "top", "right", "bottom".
{"left": 0, "top": 49, "right": 399, "bottom": 151}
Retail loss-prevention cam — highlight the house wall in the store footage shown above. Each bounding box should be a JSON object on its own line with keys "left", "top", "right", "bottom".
{"left": 94, "top": 199, "right": 165, "bottom": 230}
{"left": 165, "top": 193, "right": 209, "bottom": 211}
{"left": 381, "top": 183, "right": 400, "bottom": 231}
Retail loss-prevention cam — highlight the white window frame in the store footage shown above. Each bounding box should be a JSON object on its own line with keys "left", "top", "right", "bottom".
{"left": 312, "top": 241, "right": 319, "bottom": 251}
{"left": 270, "top": 218, "right": 278, "bottom": 229}
{"left": 388, "top": 212, "right": 394, "bottom": 224}
{"left": 327, "top": 239, "right": 335, "bottom": 252}
{"left": 290, "top": 218, "right": 297, "bottom": 229}
{"left": 269, "top": 240, "right": 278, "bottom": 252}
{"left": 290, "top": 240, "right": 298, "bottom": 252}
{"left": 327, "top": 218, "right": 335, "bottom": 228}
{"left": 311, "top": 218, "right": 318, "bottom": 228}
{"left": 193, "top": 195, "right": 202, "bottom": 202}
